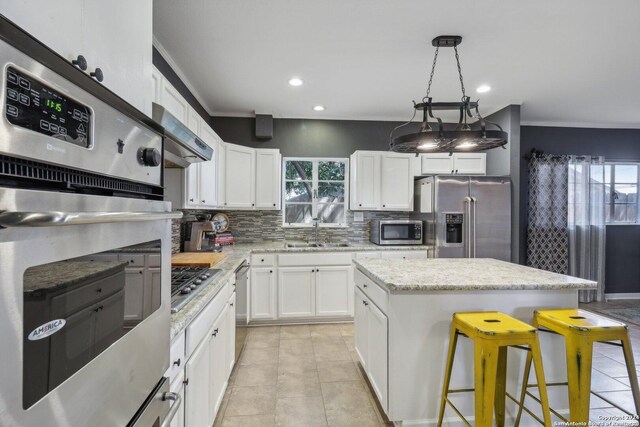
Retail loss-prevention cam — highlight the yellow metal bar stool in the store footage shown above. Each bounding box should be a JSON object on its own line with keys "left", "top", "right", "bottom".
{"left": 437, "top": 312, "right": 552, "bottom": 427}
{"left": 515, "top": 308, "right": 640, "bottom": 425}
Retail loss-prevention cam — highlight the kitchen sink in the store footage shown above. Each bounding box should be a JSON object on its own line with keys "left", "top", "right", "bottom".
{"left": 284, "top": 242, "right": 351, "bottom": 248}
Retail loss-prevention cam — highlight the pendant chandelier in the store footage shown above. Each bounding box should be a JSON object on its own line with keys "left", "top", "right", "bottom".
{"left": 390, "top": 36, "right": 508, "bottom": 153}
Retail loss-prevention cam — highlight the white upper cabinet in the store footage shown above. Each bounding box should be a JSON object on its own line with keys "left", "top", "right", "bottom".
{"left": 420, "top": 153, "right": 486, "bottom": 176}
{"left": 350, "top": 152, "right": 379, "bottom": 210}
{"left": 224, "top": 143, "right": 256, "bottom": 209}
{"left": 161, "top": 80, "right": 190, "bottom": 123}
{"left": 255, "top": 149, "right": 282, "bottom": 210}
{"left": 350, "top": 151, "right": 414, "bottom": 211}
{"left": 380, "top": 153, "right": 413, "bottom": 210}
{"left": 4, "top": 0, "right": 153, "bottom": 115}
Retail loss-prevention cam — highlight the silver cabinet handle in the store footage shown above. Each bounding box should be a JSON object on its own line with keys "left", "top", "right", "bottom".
{"left": 160, "top": 392, "right": 182, "bottom": 427}
{"left": 0, "top": 211, "right": 183, "bottom": 227}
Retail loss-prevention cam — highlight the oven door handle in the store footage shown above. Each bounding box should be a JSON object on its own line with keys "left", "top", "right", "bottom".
{"left": 160, "top": 392, "right": 182, "bottom": 427}
{"left": 0, "top": 211, "right": 183, "bottom": 228}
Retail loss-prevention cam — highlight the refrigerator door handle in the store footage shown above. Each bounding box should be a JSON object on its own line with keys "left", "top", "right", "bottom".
{"left": 470, "top": 197, "right": 477, "bottom": 258}
{"left": 463, "top": 196, "right": 472, "bottom": 258}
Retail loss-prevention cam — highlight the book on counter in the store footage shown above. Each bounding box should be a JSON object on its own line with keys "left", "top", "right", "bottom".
{"left": 215, "top": 232, "right": 234, "bottom": 246}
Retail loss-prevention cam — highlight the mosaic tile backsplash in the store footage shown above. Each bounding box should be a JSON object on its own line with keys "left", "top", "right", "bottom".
{"left": 172, "top": 209, "right": 410, "bottom": 253}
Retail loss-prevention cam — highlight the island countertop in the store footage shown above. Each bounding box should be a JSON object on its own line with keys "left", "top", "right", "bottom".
{"left": 353, "top": 257, "right": 597, "bottom": 292}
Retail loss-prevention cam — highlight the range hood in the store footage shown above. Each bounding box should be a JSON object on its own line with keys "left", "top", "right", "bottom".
{"left": 152, "top": 103, "right": 213, "bottom": 168}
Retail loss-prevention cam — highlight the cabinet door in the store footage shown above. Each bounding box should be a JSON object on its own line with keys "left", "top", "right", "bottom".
{"left": 352, "top": 152, "right": 379, "bottom": 210}
{"left": 250, "top": 268, "right": 277, "bottom": 320}
{"left": 123, "top": 268, "right": 145, "bottom": 323}
{"left": 82, "top": 0, "right": 153, "bottom": 115}
{"left": 225, "top": 144, "right": 256, "bottom": 208}
{"left": 421, "top": 153, "right": 454, "bottom": 175}
{"left": 152, "top": 68, "right": 163, "bottom": 104}
{"left": 315, "top": 266, "right": 351, "bottom": 317}
{"left": 94, "top": 290, "right": 125, "bottom": 355}
{"left": 367, "top": 301, "right": 388, "bottom": 411}
{"left": 200, "top": 127, "right": 220, "bottom": 207}
{"left": 187, "top": 107, "right": 201, "bottom": 135}
{"left": 208, "top": 311, "right": 228, "bottom": 425}
{"left": 380, "top": 153, "right": 413, "bottom": 210}
{"left": 278, "top": 267, "right": 315, "bottom": 318}
{"left": 170, "top": 371, "right": 185, "bottom": 427}
{"left": 255, "top": 149, "right": 281, "bottom": 209}
{"left": 453, "top": 153, "right": 486, "bottom": 175}
{"left": 185, "top": 164, "right": 200, "bottom": 208}
{"left": 354, "top": 288, "right": 368, "bottom": 369}
{"left": 161, "top": 80, "right": 190, "bottom": 123}
{"left": 3, "top": 1, "right": 84, "bottom": 69}
{"left": 226, "top": 293, "right": 236, "bottom": 376}
{"left": 184, "top": 338, "right": 210, "bottom": 427}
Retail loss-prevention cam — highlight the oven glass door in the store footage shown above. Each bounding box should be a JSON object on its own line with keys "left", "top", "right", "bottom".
{"left": 380, "top": 224, "right": 416, "bottom": 241}
{"left": 22, "top": 240, "right": 162, "bottom": 408}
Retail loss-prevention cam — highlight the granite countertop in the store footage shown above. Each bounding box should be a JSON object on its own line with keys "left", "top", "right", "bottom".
{"left": 112, "top": 242, "right": 161, "bottom": 253}
{"left": 169, "top": 241, "right": 434, "bottom": 340}
{"left": 24, "top": 261, "right": 129, "bottom": 293}
{"left": 353, "top": 258, "right": 598, "bottom": 292}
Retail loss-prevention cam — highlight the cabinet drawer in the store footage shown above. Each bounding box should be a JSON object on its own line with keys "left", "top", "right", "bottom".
{"left": 186, "top": 282, "right": 233, "bottom": 358}
{"left": 379, "top": 251, "right": 428, "bottom": 260}
{"left": 51, "top": 270, "right": 125, "bottom": 317}
{"left": 118, "top": 254, "right": 145, "bottom": 267}
{"left": 167, "top": 331, "right": 186, "bottom": 381}
{"left": 279, "top": 252, "right": 352, "bottom": 266}
{"left": 354, "top": 268, "right": 388, "bottom": 314}
{"left": 251, "top": 254, "right": 275, "bottom": 267}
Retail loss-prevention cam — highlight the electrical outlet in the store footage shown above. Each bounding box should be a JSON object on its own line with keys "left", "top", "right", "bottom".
{"left": 353, "top": 212, "right": 364, "bottom": 222}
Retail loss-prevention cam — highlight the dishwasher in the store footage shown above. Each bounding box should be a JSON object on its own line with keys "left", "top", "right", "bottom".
{"left": 234, "top": 261, "right": 250, "bottom": 363}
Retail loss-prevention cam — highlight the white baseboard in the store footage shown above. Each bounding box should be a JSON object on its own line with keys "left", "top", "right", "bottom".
{"left": 605, "top": 293, "right": 640, "bottom": 300}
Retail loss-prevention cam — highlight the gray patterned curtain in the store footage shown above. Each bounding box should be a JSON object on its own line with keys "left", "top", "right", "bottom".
{"left": 526, "top": 154, "right": 570, "bottom": 273}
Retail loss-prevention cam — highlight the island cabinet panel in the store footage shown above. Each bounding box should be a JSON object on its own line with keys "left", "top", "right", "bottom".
{"left": 354, "top": 268, "right": 388, "bottom": 313}
{"left": 366, "top": 301, "right": 388, "bottom": 411}
{"left": 354, "top": 287, "right": 369, "bottom": 370}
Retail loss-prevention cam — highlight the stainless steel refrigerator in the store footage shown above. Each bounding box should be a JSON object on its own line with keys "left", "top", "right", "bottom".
{"left": 414, "top": 176, "right": 511, "bottom": 261}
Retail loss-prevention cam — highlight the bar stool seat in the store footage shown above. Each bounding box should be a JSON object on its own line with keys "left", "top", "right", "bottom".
{"left": 437, "top": 311, "right": 552, "bottom": 427}
{"left": 515, "top": 308, "right": 640, "bottom": 425}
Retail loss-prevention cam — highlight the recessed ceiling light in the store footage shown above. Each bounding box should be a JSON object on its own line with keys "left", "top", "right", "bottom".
{"left": 313, "top": 105, "right": 325, "bottom": 111}
{"left": 476, "top": 85, "right": 491, "bottom": 93}
{"left": 288, "top": 77, "right": 303, "bottom": 87}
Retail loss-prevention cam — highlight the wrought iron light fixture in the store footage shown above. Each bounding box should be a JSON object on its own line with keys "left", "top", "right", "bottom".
{"left": 390, "top": 36, "right": 508, "bottom": 153}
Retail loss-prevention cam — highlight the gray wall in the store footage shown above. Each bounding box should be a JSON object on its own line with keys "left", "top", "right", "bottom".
{"left": 483, "top": 105, "right": 522, "bottom": 263}
{"left": 210, "top": 117, "right": 425, "bottom": 157}
{"left": 520, "top": 125, "right": 640, "bottom": 294}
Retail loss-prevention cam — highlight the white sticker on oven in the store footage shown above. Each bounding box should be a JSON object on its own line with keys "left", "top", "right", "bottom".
{"left": 28, "top": 319, "right": 66, "bottom": 341}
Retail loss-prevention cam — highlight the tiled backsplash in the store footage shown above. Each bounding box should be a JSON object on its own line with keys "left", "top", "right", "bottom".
{"left": 171, "top": 209, "right": 410, "bottom": 253}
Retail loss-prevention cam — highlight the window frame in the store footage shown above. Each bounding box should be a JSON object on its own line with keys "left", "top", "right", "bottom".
{"left": 282, "top": 157, "right": 349, "bottom": 227}
{"left": 605, "top": 161, "right": 640, "bottom": 225}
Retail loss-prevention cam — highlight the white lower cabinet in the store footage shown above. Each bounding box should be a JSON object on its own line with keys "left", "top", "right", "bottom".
{"left": 250, "top": 267, "right": 277, "bottom": 320}
{"left": 278, "top": 267, "right": 315, "bottom": 318}
{"left": 181, "top": 283, "right": 236, "bottom": 427}
{"left": 184, "top": 337, "right": 210, "bottom": 427}
{"left": 316, "top": 266, "right": 351, "bottom": 317}
{"left": 354, "top": 285, "right": 388, "bottom": 412}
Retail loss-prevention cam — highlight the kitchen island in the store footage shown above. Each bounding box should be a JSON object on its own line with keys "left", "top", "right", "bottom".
{"left": 352, "top": 258, "right": 597, "bottom": 427}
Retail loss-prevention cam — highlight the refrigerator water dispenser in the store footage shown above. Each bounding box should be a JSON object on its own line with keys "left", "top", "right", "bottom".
{"left": 445, "top": 213, "right": 463, "bottom": 244}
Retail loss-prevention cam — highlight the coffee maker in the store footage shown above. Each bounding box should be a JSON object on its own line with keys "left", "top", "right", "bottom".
{"left": 184, "top": 214, "right": 221, "bottom": 252}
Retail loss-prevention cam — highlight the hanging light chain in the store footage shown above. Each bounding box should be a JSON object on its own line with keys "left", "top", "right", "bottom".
{"left": 424, "top": 46, "right": 439, "bottom": 100}
{"left": 453, "top": 45, "right": 466, "bottom": 99}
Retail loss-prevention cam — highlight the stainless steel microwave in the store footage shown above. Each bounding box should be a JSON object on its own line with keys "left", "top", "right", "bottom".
{"left": 370, "top": 220, "right": 424, "bottom": 245}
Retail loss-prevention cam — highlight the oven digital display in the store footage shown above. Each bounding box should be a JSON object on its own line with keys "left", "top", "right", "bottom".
{"left": 5, "top": 67, "right": 92, "bottom": 148}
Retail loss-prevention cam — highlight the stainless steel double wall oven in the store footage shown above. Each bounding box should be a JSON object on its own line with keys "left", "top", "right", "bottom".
{"left": 0, "top": 15, "right": 180, "bottom": 427}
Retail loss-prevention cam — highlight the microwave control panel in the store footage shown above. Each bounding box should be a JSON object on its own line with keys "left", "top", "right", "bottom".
{"left": 5, "top": 67, "right": 92, "bottom": 148}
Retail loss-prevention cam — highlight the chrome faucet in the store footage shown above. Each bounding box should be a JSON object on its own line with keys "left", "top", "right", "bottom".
{"left": 312, "top": 217, "right": 321, "bottom": 243}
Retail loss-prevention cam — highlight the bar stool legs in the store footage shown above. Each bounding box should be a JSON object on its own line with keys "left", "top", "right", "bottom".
{"left": 437, "top": 312, "right": 552, "bottom": 427}
{"left": 565, "top": 335, "right": 593, "bottom": 420}
{"left": 621, "top": 334, "right": 640, "bottom": 413}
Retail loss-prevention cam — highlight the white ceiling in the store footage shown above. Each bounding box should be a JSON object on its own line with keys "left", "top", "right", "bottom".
{"left": 153, "top": 0, "right": 640, "bottom": 128}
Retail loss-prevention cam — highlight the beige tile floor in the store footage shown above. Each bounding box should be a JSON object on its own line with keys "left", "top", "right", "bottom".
{"left": 213, "top": 316, "right": 640, "bottom": 427}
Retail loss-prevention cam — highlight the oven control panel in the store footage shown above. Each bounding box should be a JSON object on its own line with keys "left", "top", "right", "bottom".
{"left": 5, "top": 67, "right": 92, "bottom": 148}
